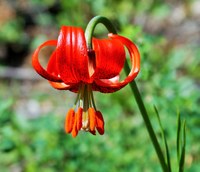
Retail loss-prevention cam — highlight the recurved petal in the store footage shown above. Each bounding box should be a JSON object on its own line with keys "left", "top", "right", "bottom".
{"left": 56, "top": 26, "right": 91, "bottom": 84}
{"left": 47, "top": 50, "right": 76, "bottom": 90}
{"left": 92, "top": 38, "right": 125, "bottom": 79}
{"left": 93, "top": 34, "right": 140, "bottom": 93}
{"left": 32, "top": 40, "right": 62, "bottom": 82}
{"left": 48, "top": 82, "right": 76, "bottom": 90}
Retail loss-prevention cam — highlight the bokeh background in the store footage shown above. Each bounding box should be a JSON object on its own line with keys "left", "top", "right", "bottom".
{"left": 0, "top": 0, "right": 199, "bottom": 171}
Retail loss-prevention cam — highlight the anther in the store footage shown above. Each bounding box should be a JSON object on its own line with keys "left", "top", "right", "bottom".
{"left": 76, "top": 107, "right": 83, "bottom": 130}
{"left": 88, "top": 107, "right": 96, "bottom": 132}
{"left": 96, "top": 111, "right": 105, "bottom": 135}
{"left": 65, "top": 108, "right": 75, "bottom": 133}
{"left": 72, "top": 118, "right": 78, "bottom": 138}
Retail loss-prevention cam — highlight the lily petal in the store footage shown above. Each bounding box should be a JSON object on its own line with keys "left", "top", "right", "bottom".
{"left": 32, "top": 40, "right": 62, "bottom": 82}
{"left": 92, "top": 38, "right": 125, "bottom": 79}
{"left": 93, "top": 34, "right": 140, "bottom": 93}
{"left": 47, "top": 50, "right": 75, "bottom": 90}
{"left": 56, "top": 26, "right": 91, "bottom": 84}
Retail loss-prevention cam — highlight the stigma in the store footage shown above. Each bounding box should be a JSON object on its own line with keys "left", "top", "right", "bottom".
{"left": 64, "top": 84, "right": 104, "bottom": 137}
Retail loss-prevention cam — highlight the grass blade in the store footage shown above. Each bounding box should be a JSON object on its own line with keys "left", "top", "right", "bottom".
{"left": 179, "top": 120, "right": 186, "bottom": 172}
{"left": 154, "top": 105, "right": 171, "bottom": 172}
{"left": 177, "top": 111, "right": 181, "bottom": 162}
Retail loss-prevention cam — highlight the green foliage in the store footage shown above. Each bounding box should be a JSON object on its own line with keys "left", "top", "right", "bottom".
{"left": 0, "top": 20, "right": 23, "bottom": 43}
{"left": 0, "top": 0, "right": 200, "bottom": 171}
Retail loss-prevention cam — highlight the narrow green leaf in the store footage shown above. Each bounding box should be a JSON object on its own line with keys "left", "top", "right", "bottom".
{"left": 179, "top": 120, "right": 186, "bottom": 172}
{"left": 154, "top": 105, "right": 171, "bottom": 172}
{"left": 177, "top": 111, "right": 181, "bottom": 162}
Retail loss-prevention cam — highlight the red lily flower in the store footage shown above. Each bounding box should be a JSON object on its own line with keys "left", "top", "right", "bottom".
{"left": 32, "top": 26, "right": 140, "bottom": 137}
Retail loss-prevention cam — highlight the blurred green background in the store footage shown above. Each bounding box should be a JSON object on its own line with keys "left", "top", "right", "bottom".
{"left": 0, "top": 0, "right": 199, "bottom": 171}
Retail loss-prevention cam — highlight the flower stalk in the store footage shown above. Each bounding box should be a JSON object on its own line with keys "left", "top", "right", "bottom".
{"left": 124, "top": 51, "right": 169, "bottom": 172}
{"left": 85, "top": 15, "right": 168, "bottom": 172}
{"left": 85, "top": 16, "right": 117, "bottom": 50}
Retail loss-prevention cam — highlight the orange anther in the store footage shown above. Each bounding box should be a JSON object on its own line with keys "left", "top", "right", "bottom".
{"left": 76, "top": 107, "right": 83, "bottom": 130}
{"left": 72, "top": 118, "right": 78, "bottom": 138}
{"left": 88, "top": 107, "right": 96, "bottom": 132}
{"left": 65, "top": 108, "right": 75, "bottom": 133}
{"left": 96, "top": 111, "right": 104, "bottom": 135}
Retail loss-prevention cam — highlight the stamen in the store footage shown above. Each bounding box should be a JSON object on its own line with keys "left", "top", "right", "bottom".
{"left": 65, "top": 108, "right": 75, "bottom": 133}
{"left": 65, "top": 84, "right": 105, "bottom": 137}
{"left": 88, "top": 107, "right": 96, "bottom": 132}
{"left": 72, "top": 117, "right": 78, "bottom": 138}
{"left": 76, "top": 107, "right": 83, "bottom": 130}
{"left": 96, "top": 111, "right": 105, "bottom": 135}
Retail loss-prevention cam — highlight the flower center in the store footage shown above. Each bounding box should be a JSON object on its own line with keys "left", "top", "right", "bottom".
{"left": 64, "top": 84, "right": 104, "bottom": 137}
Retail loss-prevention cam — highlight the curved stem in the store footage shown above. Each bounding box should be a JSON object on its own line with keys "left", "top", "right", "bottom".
{"left": 85, "top": 15, "right": 168, "bottom": 172}
{"left": 85, "top": 15, "right": 117, "bottom": 50}
{"left": 124, "top": 61, "right": 168, "bottom": 172}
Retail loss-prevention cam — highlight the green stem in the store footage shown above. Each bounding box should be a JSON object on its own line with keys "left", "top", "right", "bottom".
{"left": 85, "top": 15, "right": 168, "bottom": 172}
{"left": 124, "top": 61, "right": 168, "bottom": 172}
{"left": 85, "top": 15, "right": 117, "bottom": 50}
